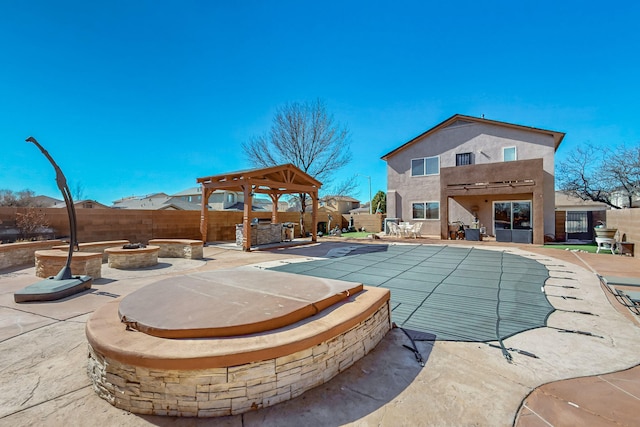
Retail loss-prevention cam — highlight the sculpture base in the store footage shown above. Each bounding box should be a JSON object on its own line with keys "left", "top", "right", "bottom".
{"left": 14, "top": 275, "right": 92, "bottom": 303}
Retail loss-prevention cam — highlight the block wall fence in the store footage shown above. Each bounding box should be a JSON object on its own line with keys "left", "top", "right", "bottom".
{"left": 0, "top": 207, "right": 384, "bottom": 244}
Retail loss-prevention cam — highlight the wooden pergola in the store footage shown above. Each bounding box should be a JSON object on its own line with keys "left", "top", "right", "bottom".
{"left": 197, "top": 164, "right": 322, "bottom": 252}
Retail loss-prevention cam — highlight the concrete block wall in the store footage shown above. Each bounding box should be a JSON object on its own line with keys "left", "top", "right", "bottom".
{"left": 607, "top": 208, "right": 640, "bottom": 256}
{"left": 87, "top": 300, "right": 390, "bottom": 417}
{"left": 0, "top": 208, "right": 333, "bottom": 246}
{"left": 342, "top": 213, "right": 384, "bottom": 233}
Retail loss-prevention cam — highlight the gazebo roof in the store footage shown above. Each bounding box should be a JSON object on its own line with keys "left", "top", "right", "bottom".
{"left": 196, "top": 164, "right": 321, "bottom": 195}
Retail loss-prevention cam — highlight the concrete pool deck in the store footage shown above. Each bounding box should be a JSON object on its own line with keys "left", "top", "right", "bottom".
{"left": 0, "top": 239, "right": 639, "bottom": 426}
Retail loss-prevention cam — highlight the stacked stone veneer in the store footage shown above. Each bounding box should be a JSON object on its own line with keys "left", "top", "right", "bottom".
{"left": 87, "top": 300, "right": 390, "bottom": 417}
{"left": 0, "top": 240, "right": 62, "bottom": 270}
{"left": 148, "top": 239, "right": 203, "bottom": 259}
{"left": 35, "top": 249, "right": 102, "bottom": 279}
{"left": 53, "top": 240, "right": 130, "bottom": 263}
{"left": 106, "top": 246, "right": 159, "bottom": 269}
{"left": 235, "top": 224, "right": 284, "bottom": 247}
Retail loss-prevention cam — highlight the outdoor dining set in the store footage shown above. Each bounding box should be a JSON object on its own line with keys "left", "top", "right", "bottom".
{"left": 388, "top": 221, "right": 423, "bottom": 238}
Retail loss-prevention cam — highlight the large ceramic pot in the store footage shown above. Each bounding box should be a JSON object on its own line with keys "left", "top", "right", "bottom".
{"left": 594, "top": 228, "right": 617, "bottom": 239}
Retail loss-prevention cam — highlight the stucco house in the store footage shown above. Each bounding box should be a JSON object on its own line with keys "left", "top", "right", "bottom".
{"left": 319, "top": 195, "right": 361, "bottom": 214}
{"left": 381, "top": 114, "right": 565, "bottom": 244}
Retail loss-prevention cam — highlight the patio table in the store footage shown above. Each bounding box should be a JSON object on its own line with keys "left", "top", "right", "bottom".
{"left": 398, "top": 222, "right": 413, "bottom": 237}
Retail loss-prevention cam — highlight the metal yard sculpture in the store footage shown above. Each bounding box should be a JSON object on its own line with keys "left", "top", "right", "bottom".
{"left": 14, "top": 137, "right": 92, "bottom": 302}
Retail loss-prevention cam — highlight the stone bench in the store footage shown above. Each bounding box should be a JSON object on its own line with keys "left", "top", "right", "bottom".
{"left": 34, "top": 250, "right": 102, "bottom": 279}
{"left": 0, "top": 240, "right": 63, "bottom": 270}
{"left": 105, "top": 245, "right": 159, "bottom": 269}
{"left": 53, "top": 240, "right": 130, "bottom": 263}
{"left": 147, "top": 239, "right": 203, "bottom": 259}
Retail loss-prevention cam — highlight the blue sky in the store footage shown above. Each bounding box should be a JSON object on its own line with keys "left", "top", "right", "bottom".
{"left": 1, "top": 1, "right": 639, "bottom": 205}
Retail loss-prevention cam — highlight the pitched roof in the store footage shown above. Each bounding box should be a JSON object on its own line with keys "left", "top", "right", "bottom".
{"left": 111, "top": 195, "right": 201, "bottom": 210}
{"left": 321, "top": 195, "right": 360, "bottom": 203}
{"left": 197, "top": 164, "right": 321, "bottom": 195}
{"left": 381, "top": 114, "right": 565, "bottom": 160}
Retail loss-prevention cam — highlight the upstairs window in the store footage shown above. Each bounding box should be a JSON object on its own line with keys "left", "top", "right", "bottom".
{"left": 456, "top": 152, "right": 473, "bottom": 166}
{"left": 503, "top": 147, "right": 517, "bottom": 162}
{"left": 411, "top": 156, "right": 440, "bottom": 176}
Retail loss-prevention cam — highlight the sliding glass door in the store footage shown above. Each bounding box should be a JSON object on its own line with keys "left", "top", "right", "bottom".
{"left": 494, "top": 201, "right": 532, "bottom": 243}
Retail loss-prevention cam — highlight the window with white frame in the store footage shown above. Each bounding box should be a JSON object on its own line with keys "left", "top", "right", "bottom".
{"left": 503, "top": 147, "right": 517, "bottom": 162}
{"left": 411, "top": 156, "right": 439, "bottom": 176}
{"left": 412, "top": 201, "right": 440, "bottom": 220}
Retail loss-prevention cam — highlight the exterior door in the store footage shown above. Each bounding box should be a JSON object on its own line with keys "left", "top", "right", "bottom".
{"left": 494, "top": 201, "right": 532, "bottom": 243}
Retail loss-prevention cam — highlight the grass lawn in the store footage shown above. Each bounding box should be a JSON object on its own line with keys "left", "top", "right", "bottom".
{"left": 334, "top": 231, "right": 374, "bottom": 239}
{"left": 544, "top": 243, "right": 600, "bottom": 254}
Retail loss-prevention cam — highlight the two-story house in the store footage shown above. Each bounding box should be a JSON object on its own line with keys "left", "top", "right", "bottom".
{"left": 381, "top": 114, "right": 565, "bottom": 244}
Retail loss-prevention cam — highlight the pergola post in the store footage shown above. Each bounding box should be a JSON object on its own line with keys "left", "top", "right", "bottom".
{"left": 270, "top": 193, "right": 280, "bottom": 224}
{"left": 311, "top": 191, "right": 318, "bottom": 242}
{"left": 242, "top": 183, "right": 253, "bottom": 252}
{"left": 200, "top": 187, "right": 213, "bottom": 243}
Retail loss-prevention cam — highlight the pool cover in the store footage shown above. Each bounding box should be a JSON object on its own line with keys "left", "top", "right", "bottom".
{"left": 268, "top": 244, "right": 553, "bottom": 342}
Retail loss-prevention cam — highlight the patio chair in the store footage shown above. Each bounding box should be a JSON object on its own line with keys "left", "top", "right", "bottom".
{"left": 409, "top": 222, "right": 423, "bottom": 239}
{"left": 388, "top": 222, "right": 401, "bottom": 238}
{"left": 613, "top": 288, "right": 640, "bottom": 315}
{"left": 595, "top": 237, "right": 617, "bottom": 254}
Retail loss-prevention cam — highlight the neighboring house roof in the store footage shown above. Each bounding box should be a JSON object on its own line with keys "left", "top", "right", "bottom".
{"left": 224, "top": 202, "right": 266, "bottom": 211}
{"left": 112, "top": 193, "right": 169, "bottom": 204}
{"left": 320, "top": 195, "right": 360, "bottom": 203}
{"left": 349, "top": 206, "right": 370, "bottom": 214}
{"left": 555, "top": 191, "right": 609, "bottom": 211}
{"left": 31, "top": 195, "right": 62, "bottom": 207}
{"left": 32, "top": 196, "right": 111, "bottom": 209}
{"left": 170, "top": 187, "right": 202, "bottom": 197}
{"left": 380, "top": 114, "right": 566, "bottom": 160}
{"left": 112, "top": 195, "right": 202, "bottom": 210}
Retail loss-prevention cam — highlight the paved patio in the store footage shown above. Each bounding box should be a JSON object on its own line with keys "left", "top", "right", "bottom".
{"left": 0, "top": 239, "right": 639, "bottom": 426}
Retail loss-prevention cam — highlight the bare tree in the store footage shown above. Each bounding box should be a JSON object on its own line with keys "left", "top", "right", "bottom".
{"left": 71, "top": 181, "right": 85, "bottom": 201}
{"left": 556, "top": 143, "right": 640, "bottom": 209}
{"left": 242, "top": 99, "right": 354, "bottom": 235}
{"left": 0, "top": 189, "right": 37, "bottom": 207}
{"left": 602, "top": 145, "right": 640, "bottom": 208}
